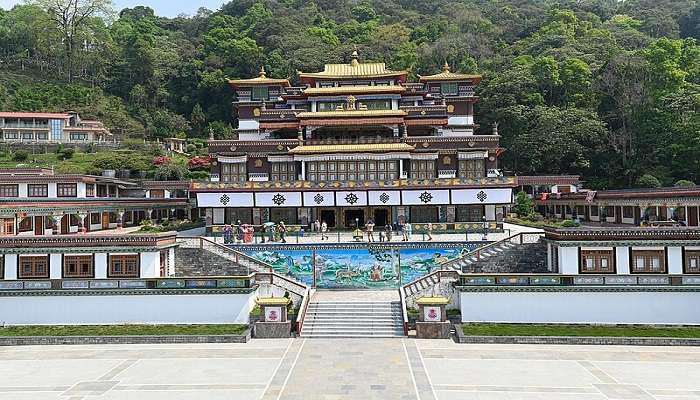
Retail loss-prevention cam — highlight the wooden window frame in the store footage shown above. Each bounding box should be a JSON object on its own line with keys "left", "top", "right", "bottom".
{"left": 1, "top": 218, "right": 15, "bottom": 236}
{"left": 0, "top": 184, "right": 19, "bottom": 197}
{"left": 86, "top": 184, "right": 95, "bottom": 197}
{"left": 629, "top": 249, "right": 667, "bottom": 274}
{"left": 57, "top": 183, "right": 77, "bottom": 198}
{"left": 27, "top": 184, "right": 48, "bottom": 198}
{"left": 683, "top": 249, "right": 700, "bottom": 274}
{"left": 108, "top": 254, "right": 140, "bottom": 278}
{"left": 0, "top": 255, "right": 4, "bottom": 279}
{"left": 18, "top": 255, "right": 50, "bottom": 279}
{"left": 62, "top": 254, "right": 95, "bottom": 278}
{"left": 579, "top": 249, "right": 616, "bottom": 274}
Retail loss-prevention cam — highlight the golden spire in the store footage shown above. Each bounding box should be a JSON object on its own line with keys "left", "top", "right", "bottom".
{"left": 350, "top": 46, "right": 359, "bottom": 67}
{"left": 442, "top": 61, "right": 450, "bottom": 73}
{"left": 259, "top": 65, "right": 267, "bottom": 78}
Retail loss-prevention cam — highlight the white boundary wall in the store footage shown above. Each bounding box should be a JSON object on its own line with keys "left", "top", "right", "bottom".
{"left": 0, "top": 292, "right": 256, "bottom": 326}
{"left": 460, "top": 290, "right": 700, "bottom": 325}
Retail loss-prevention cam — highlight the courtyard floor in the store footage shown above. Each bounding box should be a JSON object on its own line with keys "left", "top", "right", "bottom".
{"left": 2, "top": 339, "right": 699, "bottom": 399}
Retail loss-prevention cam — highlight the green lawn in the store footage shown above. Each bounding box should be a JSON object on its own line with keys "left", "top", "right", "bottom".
{"left": 461, "top": 324, "right": 700, "bottom": 338}
{"left": 0, "top": 324, "right": 248, "bottom": 337}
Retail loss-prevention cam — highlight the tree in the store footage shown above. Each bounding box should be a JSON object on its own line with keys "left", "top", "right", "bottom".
{"left": 513, "top": 191, "right": 535, "bottom": 217}
{"left": 636, "top": 174, "right": 662, "bottom": 188}
{"left": 675, "top": 179, "right": 696, "bottom": 187}
{"left": 31, "top": 0, "right": 113, "bottom": 82}
{"left": 190, "top": 103, "right": 206, "bottom": 136}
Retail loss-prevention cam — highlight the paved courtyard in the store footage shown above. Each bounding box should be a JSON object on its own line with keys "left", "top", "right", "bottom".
{"left": 2, "top": 339, "right": 700, "bottom": 399}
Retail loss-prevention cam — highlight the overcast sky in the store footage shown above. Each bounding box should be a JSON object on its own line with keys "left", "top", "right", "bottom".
{"left": 0, "top": 0, "right": 227, "bottom": 18}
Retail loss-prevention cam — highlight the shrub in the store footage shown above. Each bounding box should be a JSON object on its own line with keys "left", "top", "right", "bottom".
{"left": 513, "top": 191, "right": 535, "bottom": 217}
{"left": 57, "top": 147, "right": 75, "bottom": 160}
{"left": 12, "top": 150, "right": 29, "bottom": 161}
{"left": 561, "top": 220, "right": 580, "bottom": 228}
{"left": 636, "top": 174, "right": 661, "bottom": 188}
{"left": 674, "top": 179, "right": 695, "bottom": 187}
{"left": 153, "top": 163, "right": 187, "bottom": 181}
{"left": 526, "top": 212, "right": 544, "bottom": 222}
{"left": 187, "top": 156, "right": 211, "bottom": 170}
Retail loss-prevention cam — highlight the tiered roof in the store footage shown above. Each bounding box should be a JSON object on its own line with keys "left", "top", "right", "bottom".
{"left": 227, "top": 66, "right": 290, "bottom": 87}
{"left": 418, "top": 62, "right": 482, "bottom": 83}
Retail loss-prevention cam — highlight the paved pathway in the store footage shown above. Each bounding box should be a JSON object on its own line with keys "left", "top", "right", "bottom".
{"left": 2, "top": 338, "right": 699, "bottom": 399}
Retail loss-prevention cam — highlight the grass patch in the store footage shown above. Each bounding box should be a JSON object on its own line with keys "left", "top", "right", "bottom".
{"left": 0, "top": 324, "right": 248, "bottom": 337}
{"left": 506, "top": 217, "right": 576, "bottom": 229}
{"left": 462, "top": 324, "right": 700, "bottom": 338}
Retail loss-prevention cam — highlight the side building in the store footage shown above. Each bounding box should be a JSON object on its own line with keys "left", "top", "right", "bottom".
{"left": 0, "top": 111, "right": 113, "bottom": 145}
{"left": 194, "top": 51, "right": 514, "bottom": 232}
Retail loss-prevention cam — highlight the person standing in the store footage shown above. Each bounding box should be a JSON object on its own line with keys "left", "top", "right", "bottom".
{"left": 223, "top": 224, "right": 232, "bottom": 244}
{"left": 235, "top": 220, "right": 244, "bottom": 244}
{"left": 366, "top": 220, "right": 375, "bottom": 242}
{"left": 426, "top": 222, "right": 433, "bottom": 241}
{"left": 321, "top": 220, "right": 328, "bottom": 240}
{"left": 384, "top": 223, "right": 393, "bottom": 242}
{"left": 405, "top": 222, "right": 412, "bottom": 241}
{"left": 278, "top": 221, "right": 287, "bottom": 243}
{"left": 314, "top": 219, "right": 321, "bottom": 235}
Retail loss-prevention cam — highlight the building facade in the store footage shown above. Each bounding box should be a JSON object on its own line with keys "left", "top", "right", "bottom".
{"left": 0, "top": 111, "right": 113, "bottom": 144}
{"left": 195, "top": 51, "right": 513, "bottom": 231}
{"left": 0, "top": 168, "right": 191, "bottom": 236}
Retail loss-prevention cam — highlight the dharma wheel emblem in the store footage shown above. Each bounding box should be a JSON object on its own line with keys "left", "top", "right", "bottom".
{"left": 272, "top": 194, "right": 286, "bottom": 205}
{"left": 419, "top": 191, "right": 433, "bottom": 204}
{"left": 477, "top": 190, "right": 488, "bottom": 202}
{"left": 379, "top": 193, "right": 390, "bottom": 204}
{"left": 345, "top": 193, "right": 359, "bottom": 205}
{"left": 219, "top": 194, "right": 230, "bottom": 205}
{"left": 314, "top": 194, "right": 324, "bottom": 204}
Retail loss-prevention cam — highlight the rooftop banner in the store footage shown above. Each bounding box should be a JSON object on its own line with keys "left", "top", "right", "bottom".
{"left": 451, "top": 188, "right": 512, "bottom": 205}
{"left": 401, "top": 189, "right": 450, "bottom": 205}
{"left": 368, "top": 190, "right": 401, "bottom": 206}
{"left": 255, "top": 192, "right": 302, "bottom": 207}
{"left": 335, "top": 191, "right": 368, "bottom": 207}
{"left": 196, "top": 192, "right": 254, "bottom": 208}
{"left": 302, "top": 191, "right": 336, "bottom": 207}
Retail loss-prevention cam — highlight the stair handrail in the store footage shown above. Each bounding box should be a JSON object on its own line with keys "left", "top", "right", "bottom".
{"left": 253, "top": 270, "right": 308, "bottom": 297}
{"left": 401, "top": 268, "right": 461, "bottom": 298}
{"left": 296, "top": 287, "right": 314, "bottom": 334}
{"left": 440, "top": 231, "right": 544, "bottom": 270}
{"left": 399, "top": 287, "right": 409, "bottom": 336}
{"left": 177, "top": 236, "right": 275, "bottom": 274}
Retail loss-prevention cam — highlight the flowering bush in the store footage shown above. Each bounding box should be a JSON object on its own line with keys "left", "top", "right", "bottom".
{"left": 187, "top": 156, "right": 212, "bottom": 170}
{"left": 153, "top": 156, "right": 172, "bottom": 165}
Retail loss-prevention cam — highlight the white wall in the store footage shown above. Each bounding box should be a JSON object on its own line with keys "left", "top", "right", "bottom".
{"left": 213, "top": 208, "right": 225, "bottom": 224}
{"left": 4, "top": 254, "right": 17, "bottom": 280}
{"left": 485, "top": 205, "right": 496, "bottom": 221}
{"left": 49, "top": 254, "right": 62, "bottom": 279}
{"left": 461, "top": 290, "right": 700, "bottom": 325}
{"left": 668, "top": 247, "right": 683, "bottom": 274}
{"left": 139, "top": 252, "right": 160, "bottom": 278}
{"left": 558, "top": 247, "right": 579, "bottom": 274}
{"left": 616, "top": 247, "right": 630, "bottom": 274}
{"left": 0, "top": 292, "right": 256, "bottom": 325}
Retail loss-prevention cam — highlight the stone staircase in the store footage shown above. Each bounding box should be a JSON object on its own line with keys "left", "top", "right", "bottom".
{"left": 301, "top": 293, "right": 405, "bottom": 338}
{"left": 466, "top": 239, "right": 548, "bottom": 273}
{"left": 174, "top": 237, "right": 273, "bottom": 276}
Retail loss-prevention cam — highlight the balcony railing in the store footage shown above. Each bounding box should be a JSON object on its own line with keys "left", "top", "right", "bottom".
{"left": 304, "top": 136, "right": 401, "bottom": 145}
{"left": 248, "top": 173, "right": 269, "bottom": 182}
{"left": 259, "top": 109, "right": 300, "bottom": 122}
{"left": 438, "top": 170, "right": 457, "bottom": 178}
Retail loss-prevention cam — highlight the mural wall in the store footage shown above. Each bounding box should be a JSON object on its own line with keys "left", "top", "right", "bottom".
{"left": 243, "top": 242, "right": 484, "bottom": 289}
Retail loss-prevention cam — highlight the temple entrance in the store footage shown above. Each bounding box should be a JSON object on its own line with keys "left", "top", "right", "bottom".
{"left": 102, "top": 212, "right": 110, "bottom": 229}
{"left": 374, "top": 208, "right": 390, "bottom": 227}
{"left": 344, "top": 209, "right": 364, "bottom": 229}
{"left": 61, "top": 215, "right": 69, "bottom": 234}
{"left": 320, "top": 209, "right": 336, "bottom": 228}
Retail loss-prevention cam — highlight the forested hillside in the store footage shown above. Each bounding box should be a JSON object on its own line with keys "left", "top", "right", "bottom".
{"left": 0, "top": 0, "right": 699, "bottom": 188}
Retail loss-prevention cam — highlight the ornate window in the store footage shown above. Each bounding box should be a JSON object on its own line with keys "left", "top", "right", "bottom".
{"left": 630, "top": 250, "right": 666, "bottom": 273}
{"left": 1, "top": 218, "right": 15, "bottom": 235}
{"left": 441, "top": 82, "right": 458, "bottom": 95}
{"left": 684, "top": 250, "right": 700, "bottom": 274}
{"left": 0, "top": 184, "right": 19, "bottom": 197}
{"left": 410, "top": 160, "right": 435, "bottom": 179}
{"left": 271, "top": 162, "right": 296, "bottom": 182}
{"left": 86, "top": 184, "right": 95, "bottom": 197}
{"left": 28, "top": 184, "right": 48, "bottom": 197}
{"left": 90, "top": 213, "right": 100, "bottom": 224}
{"left": 456, "top": 206, "right": 484, "bottom": 222}
{"left": 580, "top": 250, "right": 615, "bottom": 273}
{"left": 63, "top": 255, "right": 94, "bottom": 278}
{"left": 220, "top": 162, "right": 247, "bottom": 183}
{"left": 458, "top": 159, "right": 485, "bottom": 179}
{"left": 18, "top": 256, "right": 49, "bottom": 279}
{"left": 57, "top": 183, "right": 77, "bottom": 197}
{"left": 251, "top": 86, "right": 268, "bottom": 101}
{"left": 108, "top": 254, "right": 140, "bottom": 278}
{"left": 150, "top": 189, "right": 165, "bottom": 198}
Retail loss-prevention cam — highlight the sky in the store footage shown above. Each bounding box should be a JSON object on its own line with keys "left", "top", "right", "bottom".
{"left": 0, "top": 0, "right": 227, "bottom": 18}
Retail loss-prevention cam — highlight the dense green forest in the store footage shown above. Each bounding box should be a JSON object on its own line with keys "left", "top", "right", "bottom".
{"left": 0, "top": 0, "right": 698, "bottom": 188}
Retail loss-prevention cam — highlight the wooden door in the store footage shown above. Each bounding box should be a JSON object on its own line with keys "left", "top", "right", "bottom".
{"left": 60, "top": 215, "right": 69, "bottom": 234}
{"left": 690, "top": 207, "right": 698, "bottom": 226}
{"left": 615, "top": 206, "right": 622, "bottom": 224}
{"left": 34, "top": 216, "right": 43, "bottom": 235}
{"left": 102, "top": 212, "right": 110, "bottom": 229}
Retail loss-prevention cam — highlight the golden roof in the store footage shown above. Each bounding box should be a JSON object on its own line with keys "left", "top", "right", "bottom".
{"left": 289, "top": 143, "right": 415, "bottom": 154}
{"left": 299, "top": 50, "right": 406, "bottom": 79}
{"left": 227, "top": 66, "right": 290, "bottom": 87}
{"left": 296, "top": 110, "right": 407, "bottom": 119}
{"left": 303, "top": 85, "right": 406, "bottom": 96}
{"left": 418, "top": 62, "right": 481, "bottom": 82}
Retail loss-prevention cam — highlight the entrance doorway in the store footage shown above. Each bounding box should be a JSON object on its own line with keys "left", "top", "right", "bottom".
{"left": 320, "top": 209, "right": 336, "bottom": 228}
{"left": 34, "top": 216, "right": 43, "bottom": 235}
{"left": 373, "top": 209, "right": 389, "bottom": 227}
{"left": 102, "top": 212, "right": 110, "bottom": 229}
{"left": 61, "top": 215, "right": 69, "bottom": 234}
{"left": 344, "top": 209, "right": 365, "bottom": 229}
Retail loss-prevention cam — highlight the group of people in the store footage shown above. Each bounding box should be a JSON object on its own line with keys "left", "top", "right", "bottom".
{"left": 364, "top": 220, "right": 431, "bottom": 242}
{"left": 223, "top": 220, "right": 288, "bottom": 244}
{"left": 311, "top": 220, "right": 330, "bottom": 240}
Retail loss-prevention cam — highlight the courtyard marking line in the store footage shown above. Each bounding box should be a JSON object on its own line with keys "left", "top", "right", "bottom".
{"left": 414, "top": 340, "right": 439, "bottom": 400}
{"left": 260, "top": 338, "right": 295, "bottom": 398}
{"left": 276, "top": 338, "right": 306, "bottom": 400}
{"left": 402, "top": 339, "right": 422, "bottom": 400}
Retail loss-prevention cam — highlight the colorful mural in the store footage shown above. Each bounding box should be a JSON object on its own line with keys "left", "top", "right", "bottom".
{"left": 243, "top": 242, "right": 484, "bottom": 289}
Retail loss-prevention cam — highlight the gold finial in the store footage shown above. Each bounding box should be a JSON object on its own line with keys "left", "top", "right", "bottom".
{"left": 350, "top": 46, "right": 359, "bottom": 66}
{"left": 259, "top": 65, "right": 267, "bottom": 78}
{"left": 442, "top": 61, "right": 450, "bottom": 73}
